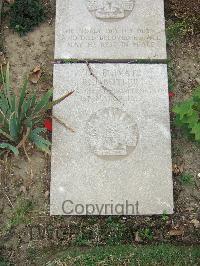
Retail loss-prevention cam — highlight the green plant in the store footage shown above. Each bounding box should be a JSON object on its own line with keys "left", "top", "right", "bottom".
{"left": 0, "top": 64, "right": 72, "bottom": 155}
{"left": 179, "top": 173, "right": 194, "bottom": 185}
{"left": 166, "top": 20, "right": 189, "bottom": 44}
{"left": 139, "top": 228, "right": 153, "bottom": 241}
{"left": 73, "top": 233, "right": 91, "bottom": 246}
{"left": 173, "top": 87, "right": 200, "bottom": 142}
{"left": 42, "top": 244, "right": 200, "bottom": 265}
{"left": 161, "top": 210, "right": 169, "bottom": 222}
{"left": 61, "top": 59, "right": 79, "bottom": 64}
{"left": 168, "top": 61, "right": 175, "bottom": 92}
{"left": 0, "top": 257, "right": 10, "bottom": 266}
{"left": 105, "top": 217, "right": 127, "bottom": 245}
{"left": 10, "top": 0, "right": 45, "bottom": 35}
{"left": 6, "top": 199, "right": 34, "bottom": 230}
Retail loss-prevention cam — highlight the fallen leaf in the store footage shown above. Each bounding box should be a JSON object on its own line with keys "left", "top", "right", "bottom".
{"left": 135, "top": 231, "right": 142, "bottom": 242}
{"left": 45, "top": 190, "right": 50, "bottom": 199}
{"left": 169, "top": 228, "right": 184, "bottom": 236}
{"left": 191, "top": 219, "right": 200, "bottom": 228}
{"left": 0, "top": 53, "right": 7, "bottom": 65}
{"left": 185, "top": 207, "right": 194, "bottom": 212}
{"left": 19, "top": 185, "right": 26, "bottom": 194}
{"left": 29, "top": 65, "right": 42, "bottom": 84}
{"left": 5, "top": 0, "right": 15, "bottom": 4}
{"left": 33, "top": 65, "right": 41, "bottom": 73}
{"left": 172, "top": 163, "right": 184, "bottom": 176}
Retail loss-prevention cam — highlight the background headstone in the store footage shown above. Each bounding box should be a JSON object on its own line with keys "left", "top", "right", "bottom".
{"left": 50, "top": 63, "right": 173, "bottom": 215}
{"left": 54, "top": 0, "right": 167, "bottom": 60}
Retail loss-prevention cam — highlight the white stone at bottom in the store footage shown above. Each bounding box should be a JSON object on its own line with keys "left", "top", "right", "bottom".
{"left": 50, "top": 64, "right": 174, "bottom": 215}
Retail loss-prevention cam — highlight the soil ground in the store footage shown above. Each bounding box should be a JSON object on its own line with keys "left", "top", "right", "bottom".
{"left": 0, "top": 0, "right": 200, "bottom": 265}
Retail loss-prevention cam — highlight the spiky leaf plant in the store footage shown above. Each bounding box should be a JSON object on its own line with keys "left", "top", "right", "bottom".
{"left": 0, "top": 64, "right": 73, "bottom": 155}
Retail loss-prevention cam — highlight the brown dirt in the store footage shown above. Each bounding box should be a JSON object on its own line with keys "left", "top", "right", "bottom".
{"left": 4, "top": 22, "right": 54, "bottom": 88}
{"left": 0, "top": 0, "right": 200, "bottom": 265}
{"left": 166, "top": 0, "right": 200, "bottom": 19}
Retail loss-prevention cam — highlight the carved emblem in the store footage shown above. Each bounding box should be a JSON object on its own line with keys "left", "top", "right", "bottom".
{"left": 86, "top": 108, "right": 139, "bottom": 159}
{"left": 86, "top": 0, "right": 135, "bottom": 22}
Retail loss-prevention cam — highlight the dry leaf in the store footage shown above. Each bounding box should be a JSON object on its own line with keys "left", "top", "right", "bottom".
{"left": 0, "top": 53, "right": 7, "bottom": 65}
{"left": 19, "top": 185, "right": 26, "bottom": 194}
{"left": 135, "top": 231, "right": 142, "bottom": 242}
{"left": 191, "top": 219, "right": 200, "bottom": 228}
{"left": 5, "top": 0, "right": 15, "bottom": 4}
{"left": 172, "top": 163, "right": 184, "bottom": 176}
{"left": 169, "top": 228, "right": 184, "bottom": 236}
{"left": 29, "top": 65, "right": 42, "bottom": 84}
{"left": 33, "top": 65, "right": 41, "bottom": 73}
{"left": 185, "top": 207, "right": 194, "bottom": 212}
{"left": 45, "top": 190, "right": 50, "bottom": 199}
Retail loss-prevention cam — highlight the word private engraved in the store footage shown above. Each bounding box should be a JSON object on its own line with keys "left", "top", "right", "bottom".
{"left": 86, "top": 0, "right": 135, "bottom": 22}
{"left": 86, "top": 107, "right": 139, "bottom": 160}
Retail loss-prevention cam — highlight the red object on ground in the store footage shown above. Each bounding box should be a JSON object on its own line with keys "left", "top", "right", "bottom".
{"left": 169, "top": 92, "right": 175, "bottom": 98}
{"left": 44, "top": 118, "right": 52, "bottom": 132}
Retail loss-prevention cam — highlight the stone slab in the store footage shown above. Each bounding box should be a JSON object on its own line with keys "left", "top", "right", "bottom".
{"left": 54, "top": 0, "right": 167, "bottom": 60}
{"left": 50, "top": 63, "right": 174, "bottom": 215}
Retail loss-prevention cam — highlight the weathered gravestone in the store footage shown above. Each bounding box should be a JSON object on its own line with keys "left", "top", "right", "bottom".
{"left": 54, "top": 0, "right": 167, "bottom": 60}
{"left": 50, "top": 64, "right": 174, "bottom": 215}
{"left": 51, "top": 0, "right": 174, "bottom": 215}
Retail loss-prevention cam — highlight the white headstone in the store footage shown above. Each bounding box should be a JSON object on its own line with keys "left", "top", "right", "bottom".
{"left": 54, "top": 0, "right": 167, "bottom": 60}
{"left": 50, "top": 63, "right": 173, "bottom": 215}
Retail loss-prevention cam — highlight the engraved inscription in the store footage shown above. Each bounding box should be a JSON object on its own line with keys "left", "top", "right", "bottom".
{"left": 86, "top": 107, "right": 139, "bottom": 160}
{"left": 86, "top": 0, "right": 135, "bottom": 22}
{"left": 64, "top": 27, "right": 161, "bottom": 52}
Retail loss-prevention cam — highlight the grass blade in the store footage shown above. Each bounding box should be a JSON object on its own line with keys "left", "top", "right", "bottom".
{"left": 4, "top": 63, "right": 12, "bottom": 107}
{"left": 9, "top": 112, "right": 19, "bottom": 141}
{"left": 48, "top": 90, "right": 74, "bottom": 109}
{"left": 0, "top": 128, "right": 14, "bottom": 141}
{"left": 29, "top": 127, "right": 51, "bottom": 153}
{"left": 0, "top": 143, "right": 19, "bottom": 155}
{"left": 34, "top": 89, "right": 53, "bottom": 114}
{"left": 18, "top": 78, "right": 28, "bottom": 114}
